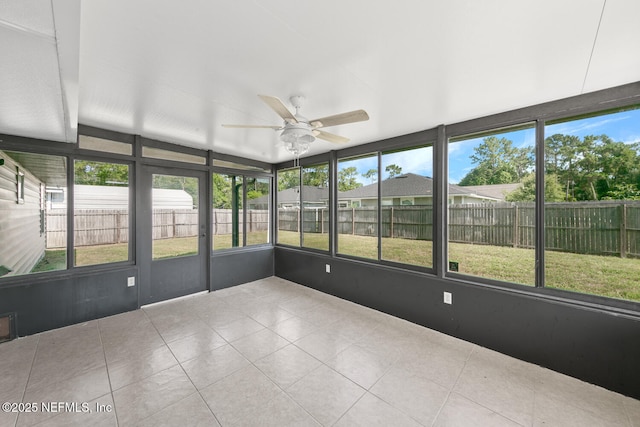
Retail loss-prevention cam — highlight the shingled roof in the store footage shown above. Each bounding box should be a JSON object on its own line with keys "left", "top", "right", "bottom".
{"left": 338, "top": 173, "right": 501, "bottom": 200}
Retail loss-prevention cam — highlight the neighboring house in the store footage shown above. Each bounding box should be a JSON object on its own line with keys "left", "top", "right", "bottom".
{"left": 338, "top": 173, "right": 504, "bottom": 207}
{"left": 49, "top": 185, "right": 194, "bottom": 210}
{"left": 250, "top": 185, "right": 328, "bottom": 210}
{"left": 453, "top": 183, "right": 522, "bottom": 204}
{"left": 0, "top": 150, "right": 50, "bottom": 276}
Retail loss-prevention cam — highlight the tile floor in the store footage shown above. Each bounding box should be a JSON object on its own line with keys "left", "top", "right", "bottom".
{"left": 1, "top": 276, "right": 638, "bottom": 427}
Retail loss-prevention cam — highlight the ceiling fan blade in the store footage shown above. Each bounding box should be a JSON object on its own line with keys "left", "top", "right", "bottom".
{"left": 313, "top": 129, "right": 350, "bottom": 144}
{"left": 221, "top": 124, "right": 281, "bottom": 129}
{"left": 258, "top": 95, "right": 298, "bottom": 123}
{"left": 310, "top": 109, "right": 369, "bottom": 129}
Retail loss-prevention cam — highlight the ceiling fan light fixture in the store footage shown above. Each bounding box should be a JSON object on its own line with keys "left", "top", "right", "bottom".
{"left": 280, "top": 123, "right": 315, "bottom": 144}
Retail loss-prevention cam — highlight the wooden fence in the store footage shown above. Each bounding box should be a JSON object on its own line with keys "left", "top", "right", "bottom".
{"left": 46, "top": 203, "right": 640, "bottom": 258}
{"left": 279, "top": 201, "right": 640, "bottom": 258}
{"left": 47, "top": 209, "right": 269, "bottom": 248}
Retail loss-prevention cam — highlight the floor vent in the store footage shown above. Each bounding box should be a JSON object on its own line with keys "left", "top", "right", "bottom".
{"left": 0, "top": 313, "right": 16, "bottom": 343}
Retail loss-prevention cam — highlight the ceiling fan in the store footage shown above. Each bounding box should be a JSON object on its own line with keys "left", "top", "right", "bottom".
{"left": 222, "top": 95, "right": 369, "bottom": 156}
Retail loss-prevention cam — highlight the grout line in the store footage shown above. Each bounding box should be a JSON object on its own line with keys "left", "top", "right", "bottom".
{"left": 95, "top": 319, "right": 119, "bottom": 427}
{"left": 581, "top": 0, "right": 607, "bottom": 93}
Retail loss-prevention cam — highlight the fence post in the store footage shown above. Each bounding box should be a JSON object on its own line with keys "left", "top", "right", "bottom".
{"left": 320, "top": 209, "right": 324, "bottom": 234}
{"left": 513, "top": 204, "right": 519, "bottom": 248}
{"left": 621, "top": 203, "right": 627, "bottom": 258}
{"left": 352, "top": 208, "right": 355, "bottom": 235}
{"left": 390, "top": 206, "right": 394, "bottom": 238}
{"left": 115, "top": 211, "right": 121, "bottom": 243}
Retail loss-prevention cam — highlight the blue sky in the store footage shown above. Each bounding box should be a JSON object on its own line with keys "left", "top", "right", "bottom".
{"left": 340, "top": 108, "right": 640, "bottom": 185}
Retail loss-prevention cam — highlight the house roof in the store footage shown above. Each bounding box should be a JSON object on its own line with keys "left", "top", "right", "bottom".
{"left": 459, "top": 183, "right": 522, "bottom": 200}
{"left": 251, "top": 185, "right": 329, "bottom": 205}
{"left": 338, "top": 173, "right": 500, "bottom": 200}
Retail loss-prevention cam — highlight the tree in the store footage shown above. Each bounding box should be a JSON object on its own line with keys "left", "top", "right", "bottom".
{"left": 74, "top": 161, "right": 129, "bottom": 186}
{"left": 338, "top": 166, "right": 362, "bottom": 191}
{"left": 213, "top": 174, "right": 232, "bottom": 209}
{"left": 505, "top": 173, "right": 565, "bottom": 202}
{"left": 385, "top": 164, "right": 402, "bottom": 178}
{"left": 277, "top": 168, "right": 300, "bottom": 191}
{"left": 362, "top": 168, "right": 378, "bottom": 183}
{"left": 544, "top": 133, "right": 640, "bottom": 201}
{"left": 458, "top": 136, "right": 533, "bottom": 186}
{"left": 303, "top": 164, "right": 329, "bottom": 187}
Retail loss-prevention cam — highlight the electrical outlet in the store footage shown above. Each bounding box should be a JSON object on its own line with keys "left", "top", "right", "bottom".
{"left": 325, "top": 264, "right": 331, "bottom": 273}
{"left": 127, "top": 276, "right": 135, "bottom": 287}
{"left": 443, "top": 291, "right": 452, "bottom": 304}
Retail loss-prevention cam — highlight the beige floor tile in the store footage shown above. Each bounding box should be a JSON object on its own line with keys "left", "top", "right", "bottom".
{"left": 2, "top": 278, "right": 636, "bottom": 427}
{"left": 112, "top": 365, "right": 195, "bottom": 426}
{"left": 533, "top": 392, "right": 624, "bottom": 427}
{"left": 19, "top": 366, "right": 111, "bottom": 427}
{"left": 293, "top": 330, "right": 353, "bottom": 363}
{"left": 624, "top": 395, "right": 640, "bottom": 427}
{"left": 200, "top": 365, "right": 281, "bottom": 426}
{"left": 166, "top": 327, "right": 226, "bottom": 363}
{"left": 326, "top": 343, "right": 394, "bottom": 389}
{"left": 212, "top": 316, "right": 265, "bottom": 342}
{"left": 181, "top": 344, "right": 249, "bottom": 390}
{"left": 269, "top": 316, "right": 320, "bottom": 342}
{"left": 230, "top": 328, "right": 290, "bottom": 362}
{"left": 230, "top": 392, "right": 320, "bottom": 427}
{"left": 107, "top": 344, "right": 178, "bottom": 391}
{"left": 286, "top": 364, "right": 365, "bottom": 426}
{"left": 334, "top": 392, "right": 423, "bottom": 427}
{"left": 534, "top": 366, "right": 629, "bottom": 426}
{"left": 453, "top": 352, "right": 535, "bottom": 427}
{"left": 137, "top": 392, "right": 220, "bottom": 427}
{"left": 254, "top": 344, "right": 322, "bottom": 389}
{"left": 371, "top": 365, "right": 450, "bottom": 426}
{"left": 434, "top": 392, "right": 522, "bottom": 427}
{"left": 30, "top": 393, "right": 116, "bottom": 427}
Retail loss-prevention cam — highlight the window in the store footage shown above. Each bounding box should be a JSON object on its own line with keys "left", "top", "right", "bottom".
{"left": 337, "top": 154, "right": 378, "bottom": 260}
{"left": 78, "top": 135, "right": 132, "bottom": 155}
{"left": 74, "top": 160, "right": 130, "bottom": 266}
{"left": 246, "top": 177, "right": 270, "bottom": 246}
{"left": 213, "top": 173, "right": 271, "bottom": 250}
{"left": 152, "top": 174, "right": 199, "bottom": 260}
{"left": 448, "top": 125, "right": 536, "bottom": 285}
{"left": 302, "top": 163, "right": 329, "bottom": 251}
{"left": 16, "top": 168, "right": 25, "bottom": 204}
{"left": 381, "top": 145, "right": 434, "bottom": 268}
{"left": 212, "top": 159, "right": 270, "bottom": 173}
{"left": 142, "top": 146, "right": 207, "bottom": 165}
{"left": 213, "top": 173, "right": 243, "bottom": 249}
{"left": 1, "top": 151, "right": 67, "bottom": 277}
{"left": 276, "top": 168, "right": 300, "bottom": 246}
{"left": 544, "top": 107, "right": 640, "bottom": 302}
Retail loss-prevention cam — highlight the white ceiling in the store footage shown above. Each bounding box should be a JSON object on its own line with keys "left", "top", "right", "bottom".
{"left": 2, "top": 1, "right": 640, "bottom": 163}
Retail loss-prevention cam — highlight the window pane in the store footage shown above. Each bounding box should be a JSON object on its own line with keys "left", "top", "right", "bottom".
{"left": 78, "top": 135, "right": 132, "bottom": 155}
{"left": 337, "top": 154, "right": 378, "bottom": 260}
{"left": 276, "top": 168, "right": 300, "bottom": 246}
{"left": 381, "top": 145, "right": 433, "bottom": 268}
{"left": 1, "top": 151, "right": 67, "bottom": 276}
{"left": 246, "top": 177, "right": 270, "bottom": 246}
{"left": 302, "top": 163, "right": 329, "bottom": 251}
{"left": 212, "top": 159, "right": 270, "bottom": 173}
{"left": 448, "top": 125, "right": 536, "bottom": 285}
{"left": 74, "top": 160, "right": 129, "bottom": 266}
{"left": 142, "top": 146, "right": 206, "bottom": 165}
{"left": 152, "top": 174, "right": 199, "bottom": 259}
{"left": 213, "top": 173, "right": 243, "bottom": 250}
{"left": 544, "top": 107, "right": 640, "bottom": 301}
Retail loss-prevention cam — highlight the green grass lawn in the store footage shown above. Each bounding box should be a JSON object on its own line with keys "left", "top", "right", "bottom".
{"left": 33, "top": 231, "right": 640, "bottom": 301}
